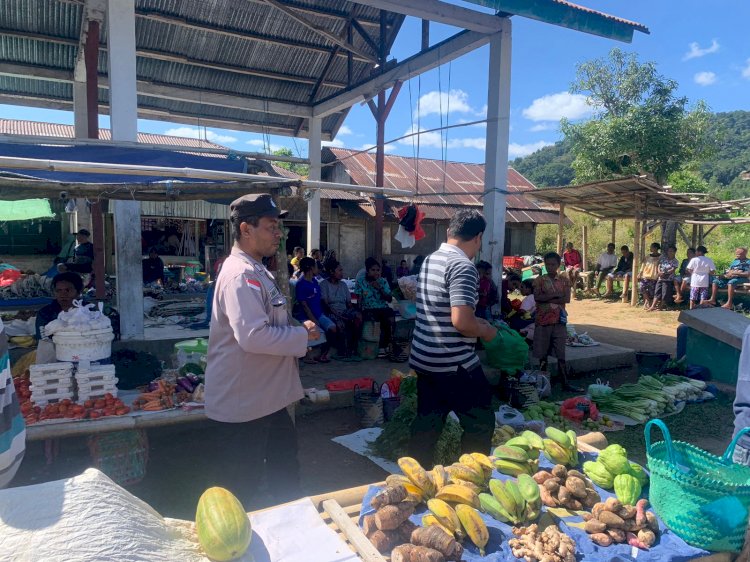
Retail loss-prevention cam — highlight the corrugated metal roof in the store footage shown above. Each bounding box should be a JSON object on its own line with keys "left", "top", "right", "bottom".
{"left": 0, "top": 0, "right": 405, "bottom": 139}
{"left": 324, "top": 147, "right": 560, "bottom": 224}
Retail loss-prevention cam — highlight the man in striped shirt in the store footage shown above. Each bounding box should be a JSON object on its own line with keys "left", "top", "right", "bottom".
{"left": 408, "top": 209, "right": 498, "bottom": 465}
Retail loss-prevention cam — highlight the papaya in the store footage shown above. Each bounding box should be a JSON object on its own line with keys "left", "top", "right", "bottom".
{"left": 196, "top": 487, "right": 252, "bottom": 561}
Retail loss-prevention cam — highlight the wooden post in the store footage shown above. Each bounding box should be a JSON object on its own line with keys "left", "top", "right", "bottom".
{"left": 556, "top": 203, "right": 565, "bottom": 255}
{"left": 631, "top": 197, "right": 642, "bottom": 307}
{"left": 691, "top": 224, "right": 698, "bottom": 248}
{"left": 611, "top": 219, "right": 616, "bottom": 244}
{"left": 581, "top": 225, "right": 589, "bottom": 271}
{"left": 698, "top": 225, "right": 704, "bottom": 246}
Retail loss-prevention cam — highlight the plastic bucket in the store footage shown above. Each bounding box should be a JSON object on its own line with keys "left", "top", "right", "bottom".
{"left": 53, "top": 329, "right": 114, "bottom": 362}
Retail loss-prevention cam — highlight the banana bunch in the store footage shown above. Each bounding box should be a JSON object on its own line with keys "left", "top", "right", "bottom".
{"left": 491, "top": 430, "right": 543, "bottom": 477}
{"left": 491, "top": 424, "right": 517, "bottom": 447}
{"left": 9, "top": 335, "right": 35, "bottom": 347}
{"left": 455, "top": 505, "right": 489, "bottom": 556}
{"left": 542, "top": 426, "right": 579, "bottom": 467}
{"left": 479, "top": 474, "right": 542, "bottom": 525}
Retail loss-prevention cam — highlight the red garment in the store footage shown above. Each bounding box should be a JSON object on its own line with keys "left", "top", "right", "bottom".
{"left": 397, "top": 205, "right": 425, "bottom": 241}
{"left": 563, "top": 249, "right": 582, "bottom": 269}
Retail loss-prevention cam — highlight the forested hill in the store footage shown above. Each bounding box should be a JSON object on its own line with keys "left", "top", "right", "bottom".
{"left": 511, "top": 110, "right": 750, "bottom": 198}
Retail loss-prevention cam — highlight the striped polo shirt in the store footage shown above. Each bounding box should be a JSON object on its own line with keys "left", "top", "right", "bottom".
{"left": 0, "top": 319, "right": 25, "bottom": 488}
{"left": 410, "top": 243, "right": 480, "bottom": 373}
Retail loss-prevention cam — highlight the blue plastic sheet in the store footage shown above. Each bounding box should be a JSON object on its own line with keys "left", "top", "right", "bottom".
{"left": 359, "top": 451, "right": 711, "bottom": 561}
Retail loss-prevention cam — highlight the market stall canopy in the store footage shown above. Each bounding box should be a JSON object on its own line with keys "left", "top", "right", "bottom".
{"left": 531, "top": 176, "right": 750, "bottom": 225}
{"left": 0, "top": 198, "right": 54, "bottom": 221}
{"left": 0, "top": 0, "right": 404, "bottom": 139}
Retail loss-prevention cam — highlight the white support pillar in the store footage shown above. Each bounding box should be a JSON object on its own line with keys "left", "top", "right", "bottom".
{"left": 306, "top": 117, "right": 322, "bottom": 252}
{"left": 481, "top": 19, "right": 512, "bottom": 289}
{"left": 107, "top": 0, "right": 143, "bottom": 339}
{"left": 73, "top": 81, "right": 89, "bottom": 139}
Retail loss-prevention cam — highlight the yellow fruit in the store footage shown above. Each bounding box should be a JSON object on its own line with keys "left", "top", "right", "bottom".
{"left": 422, "top": 514, "right": 455, "bottom": 537}
{"left": 455, "top": 504, "right": 490, "bottom": 556}
{"left": 385, "top": 474, "right": 412, "bottom": 488}
{"left": 398, "top": 457, "right": 436, "bottom": 497}
{"left": 459, "top": 454, "right": 485, "bottom": 477}
{"left": 431, "top": 465, "right": 450, "bottom": 491}
{"left": 446, "top": 463, "right": 485, "bottom": 486}
{"left": 436, "top": 484, "right": 480, "bottom": 509}
{"left": 469, "top": 453, "right": 494, "bottom": 476}
{"left": 402, "top": 482, "right": 426, "bottom": 504}
{"left": 427, "top": 498, "right": 463, "bottom": 539}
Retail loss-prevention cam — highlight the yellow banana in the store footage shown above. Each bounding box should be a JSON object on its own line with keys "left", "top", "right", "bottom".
{"left": 500, "top": 424, "right": 516, "bottom": 436}
{"left": 436, "top": 484, "right": 480, "bottom": 509}
{"left": 431, "top": 465, "right": 450, "bottom": 491}
{"left": 446, "top": 463, "right": 485, "bottom": 486}
{"left": 402, "top": 482, "right": 426, "bottom": 504}
{"left": 455, "top": 504, "right": 490, "bottom": 556}
{"left": 427, "top": 498, "right": 463, "bottom": 540}
{"left": 385, "top": 474, "right": 412, "bottom": 488}
{"left": 470, "top": 453, "right": 494, "bottom": 477}
{"left": 398, "top": 457, "right": 436, "bottom": 497}
{"left": 493, "top": 458, "right": 533, "bottom": 477}
{"left": 459, "top": 454, "right": 486, "bottom": 477}
{"left": 422, "top": 514, "right": 455, "bottom": 538}
{"left": 451, "top": 479, "right": 483, "bottom": 495}
{"left": 543, "top": 439, "right": 573, "bottom": 466}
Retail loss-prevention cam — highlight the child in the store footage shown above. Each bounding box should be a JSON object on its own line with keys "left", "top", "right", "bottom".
{"left": 686, "top": 245, "right": 716, "bottom": 309}
{"left": 511, "top": 279, "right": 536, "bottom": 341}
{"left": 294, "top": 257, "right": 335, "bottom": 362}
{"left": 476, "top": 261, "right": 498, "bottom": 320}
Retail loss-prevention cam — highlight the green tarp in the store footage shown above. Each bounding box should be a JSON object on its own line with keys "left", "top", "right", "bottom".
{"left": 0, "top": 199, "right": 54, "bottom": 221}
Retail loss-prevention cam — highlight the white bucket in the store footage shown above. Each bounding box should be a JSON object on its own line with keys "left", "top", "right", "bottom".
{"left": 53, "top": 328, "right": 114, "bottom": 362}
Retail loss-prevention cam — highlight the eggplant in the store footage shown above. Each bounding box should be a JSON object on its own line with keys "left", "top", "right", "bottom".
{"left": 176, "top": 377, "right": 196, "bottom": 393}
{"left": 185, "top": 374, "right": 201, "bottom": 385}
{"left": 147, "top": 381, "right": 160, "bottom": 392}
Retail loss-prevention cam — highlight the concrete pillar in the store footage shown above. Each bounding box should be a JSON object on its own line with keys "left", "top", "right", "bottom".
{"left": 481, "top": 19, "right": 512, "bottom": 289}
{"left": 306, "top": 117, "right": 322, "bottom": 252}
{"left": 73, "top": 81, "right": 89, "bottom": 139}
{"left": 107, "top": 0, "right": 143, "bottom": 339}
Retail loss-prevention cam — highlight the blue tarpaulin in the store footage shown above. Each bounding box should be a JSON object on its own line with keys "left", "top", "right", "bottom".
{"left": 0, "top": 142, "right": 246, "bottom": 184}
{"left": 359, "top": 451, "right": 711, "bottom": 562}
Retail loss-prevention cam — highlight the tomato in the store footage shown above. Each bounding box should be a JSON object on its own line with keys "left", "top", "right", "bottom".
{"left": 93, "top": 399, "right": 106, "bottom": 409}
{"left": 115, "top": 407, "right": 130, "bottom": 416}
{"left": 72, "top": 405, "right": 85, "bottom": 415}
{"left": 33, "top": 406, "right": 41, "bottom": 414}
{"left": 103, "top": 407, "right": 116, "bottom": 416}
{"left": 91, "top": 411, "right": 102, "bottom": 419}
{"left": 21, "top": 402, "right": 33, "bottom": 414}
{"left": 84, "top": 400, "right": 94, "bottom": 408}
{"left": 73, "top": 412, "right": 86, "bottom": 420}
{"left": 104, "top": 392, "right": 114, "bottom": 401}
{"left": 61, "top": 398, "right": 72, "bottom": 406}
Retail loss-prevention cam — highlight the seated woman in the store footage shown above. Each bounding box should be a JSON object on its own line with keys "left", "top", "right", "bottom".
{"left": 142, "top": 247, "right": 165, "bottom": 285}
{"left": 508, "top": 279, "right": 536, "bottom": 336}
{"left": 35, "top": 272, "right": 84, "bottom": 364}
{"left": 649, "top": 244, "right": 679, "bottom": 311}
{"left": 354, "top": 258, "right": 406, "bottom": 362}
{"left": 638, "top": 243, "right": 661, "bottom": 309}
{"left": 294, "top": 257, "right": 335, "bottom": 363}
{"left": 320, "top": 261, "right": 362, "bottom": 361}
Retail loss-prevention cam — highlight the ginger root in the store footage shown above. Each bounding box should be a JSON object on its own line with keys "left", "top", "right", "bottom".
{"left": 508, "top": 523, "right": 576, "bottom": 562}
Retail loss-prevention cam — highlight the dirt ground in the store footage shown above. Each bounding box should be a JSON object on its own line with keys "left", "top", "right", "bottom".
{"left": 8, "top": 298, "right": 738, "bottom": 520}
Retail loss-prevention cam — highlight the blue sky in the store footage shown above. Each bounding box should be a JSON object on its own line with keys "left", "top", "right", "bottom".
{"left": 2, "top": 0, "right": 748, "bottom": 164}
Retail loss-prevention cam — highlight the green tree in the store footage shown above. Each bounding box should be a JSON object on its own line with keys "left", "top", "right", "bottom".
{"left": 272, "top": 147, "right": 309, "bottom": 176}
{"left": 561, "top": 49, "right": 719, "bottom": 247}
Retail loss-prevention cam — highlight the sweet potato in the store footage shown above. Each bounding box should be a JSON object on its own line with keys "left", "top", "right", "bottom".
{"left": 617, "top": 505, "right": 637, "bottom": 520}
{"left": 590, "top": 533, "right": 613, "bottom": 547}
{"left": 584, "top": 489, "right": 601, "bottom": 508}
{"left": 565, "top": 476, "right": 588, "bottom": 499}
{"left": 371, "top": 485, "right": 408, "bottom": 510}
{"left": 566, "top": 498, "right": 584, "bottom": 511}
{"left": 567, "top": 469, "right": 586, "bottom": 481}
{"left": 645, "top": 511, "right": 659, "bottom": 532}
{"left": 603, "top": 497, "right": 622, "bottom": 512}
{"left": 627, "top": 531, "right": 650, "bottom": 550}
{"left": 598, "top": 511, "right": 626, "bottom": 529}
{"left": 551, "top": 464, "right": 568, "bottom": 479}
{"left": 584, "top": 519, "right": 607, "bottom": 534}
{"left": 638, "top": 529, "right": 657, "bottom": 548}
{"left": 540, "top": 486, "right": 559, "bottom": 507}
{"left": 606, "top": 529, "right": 626, "bottom": 543}
{"left": 375, "top": 502, "right": 415, "bottom": 531}
{"left": 557, "top": 485, "right": 572, "bottom": 505}
{"left": 544, "top": 478, "right": 561, "bottom": 494}
{"left": 592, "top": 502, "right": 605, "bottom": 518}
{"left": 391, "top": 544, "right": 446, "bottom": 562}
{"left": 410, "top": 526, "right": 462, "bottom": 561}
{"left": 533, "top": 471, "right": 554, "bottom": 485}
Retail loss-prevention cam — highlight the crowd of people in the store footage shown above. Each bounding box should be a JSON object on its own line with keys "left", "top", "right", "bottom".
{"left": 561, "top": 241, "right": 749, "bottom": 310}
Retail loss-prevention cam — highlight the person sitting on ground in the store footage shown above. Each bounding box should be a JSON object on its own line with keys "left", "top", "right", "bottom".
{"left": 355, "top": 257, "right": 406, "bottom": 362}
{"left": 310, "top": 249, "right": 324, "bottom": 274}
{"left": 475, "top": 261, "right": 499, "bottom": 320}
{"left": 57, "top": 229, "right": 94, "bottom": 275}
{"left": 290, "top": 247, "right": 304, "bottom": 273}
{"left": 638, "top": 243, "right": 662, "bottom": 309}
{"left": 396, "top": 259, "right": 410, "bottom": 279}
{"left": 562, "top": 242, "right": 583, "bottom": 292}
{"left": 603, "top": 245, "right": 634, "bottom": 298}
{"left": 590, "top": 243, "right": 618, "bottom": 293}
{"left": 675, "top": 247, "right": 696, "bottom": 304}
{"left": 649, "top": 245, "right": 679, "bottom": 311}
{"left": 320, "top": 261, "right": 362, "bottom": 361}
{"left": 142, "top": 247, "right": 165, "bottom": 285}
{"left": 532, "top": 252, "right": 582, "bottom": 393}
{"left": 509, "top": 279, "right": 536, "bottom": 339}
{"left": 707, "top": 247, "right": 750, "bottom": 309}
{"left": 293, "top": 257, "right": 335, "bottom": 363}
{"left": 686, "top": 245, "right": 716, "bottom": 310}
{"left": 500, "top": 273, "right": 522, "bottom": 318}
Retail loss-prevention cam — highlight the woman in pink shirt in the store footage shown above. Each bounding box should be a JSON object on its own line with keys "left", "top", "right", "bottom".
{"left": 563, "top": 242, "right": 583, "bottom": 291}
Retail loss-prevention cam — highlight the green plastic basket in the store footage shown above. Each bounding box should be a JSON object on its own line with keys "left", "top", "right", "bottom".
{"left": 645, "top": 419, "right": 750, "bottom": 552}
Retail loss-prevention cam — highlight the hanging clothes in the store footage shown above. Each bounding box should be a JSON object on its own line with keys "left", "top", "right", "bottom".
{"left": 395, "top": 204, "right": 425, "bottom": 248}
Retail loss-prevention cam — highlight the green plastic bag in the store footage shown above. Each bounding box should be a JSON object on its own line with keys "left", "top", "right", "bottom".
{"left": 484, "top": 324, "right": 528, "bottom": 373}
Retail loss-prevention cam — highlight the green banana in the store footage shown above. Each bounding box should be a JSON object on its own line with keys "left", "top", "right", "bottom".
{"left": 493, "top": 458, "right": 533, "bottom": 477}
{"left": 504, "top": 480, "right": 525, "bottom": 521}
{"left": 545, "top": 426, "right": 573, "bottom": 449}
{"left": 489, "top": 479, "right": 518, "bottom": 521}
{"left": 543, "top": 439, "right": 572, "bottom": 466}
{"left": 517, "top": 473, "right": 541, "bottom": 506}
{"left": 504, "top": 436, "right": 534, "bottom": 452}
{"left": 478, "top": 492, "right": 513, "bottom": 523}
{"left": 492, "top": 445, "right": 530, "bottom": 463}
{"left": 521, "top": 430, "right": 545, "bottom": 451}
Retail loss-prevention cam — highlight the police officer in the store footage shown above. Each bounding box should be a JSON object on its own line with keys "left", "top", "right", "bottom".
{"left": 204, "top": 193, "right": 319, "bottom": 505}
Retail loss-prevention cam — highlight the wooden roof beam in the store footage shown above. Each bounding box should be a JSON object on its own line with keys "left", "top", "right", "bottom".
{"left": 343, "top": 0, "right": 503, "bottom": 33}
{"left": 314, "top": 28, "right": 492, "bottom": 117}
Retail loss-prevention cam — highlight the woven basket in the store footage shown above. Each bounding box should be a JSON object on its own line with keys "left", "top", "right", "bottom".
{"left": 354, "top": 382, "right": 383, "bottom": 428}
{"left": 645, "top": 419, "right": 750, "bottom": 552}
{"left": 88, "top": 429, "right": 149, "bottom": 487}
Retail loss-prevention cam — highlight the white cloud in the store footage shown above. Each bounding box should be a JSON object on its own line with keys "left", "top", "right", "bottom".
{"left": 322, "top": 138, "right": 345, "bottom": 148}
{"left": 337, "top": 125, "right": 353, "bottom": 135}
{"left": 742, "top": 59, "right": 750, "bottom": 79}
{"left": 397, "top": 126, "right": 486, "bottom": 151}
{"left": 245, "top": 139, "right": 284, "bottom": 152}
{"left": 694, "top": 71, "right": 717, "bottom": 86}
{"left": 522, "top": 92, "right": 594, "bottom": 122}
{"left": 164, "top": 126, "right": 237, "bottom": 145}
{"left": 415, "top": 89, "right": 477, "bottom": 118}
{"left": 508, "top": 141, "right": 553, "bottom": 159}
{"left": 683, "top": 39, "right": 720, "bottom": 61}
{"left": 529, "top": 122, "right": 557, "bottom": 132}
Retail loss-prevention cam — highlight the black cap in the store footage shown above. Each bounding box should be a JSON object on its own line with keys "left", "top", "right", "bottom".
{"left": 230, "top": 193, "right": 287, "bottom": 219}
{"left": 76, "top": 229, "right": 90, "bottom": 237}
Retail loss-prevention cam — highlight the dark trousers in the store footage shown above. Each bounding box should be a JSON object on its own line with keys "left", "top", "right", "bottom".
{"left": 364, "top": 307, "right": 394, "bottom": 348}
{"left": 654, "top": 279, "right": 674, "bottom": 302}
{"left": 203, "top": 407, "right": 300, "bottom": 506}
{"left": 408, "top": 364, "right": 495, "bottom": 467}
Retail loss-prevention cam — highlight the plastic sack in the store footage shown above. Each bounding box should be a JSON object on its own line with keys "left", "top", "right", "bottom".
{"left": 561, "top": 396, "right": 599, "bottom": 422}
{"left": 484, "top": 324, "right": 528, "bottom": 374}
{"left": 588, "top": 378, "right": 613, "bottom": 399}
{"left": 495, "top": 404, "right": 525, "bottom": 427}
